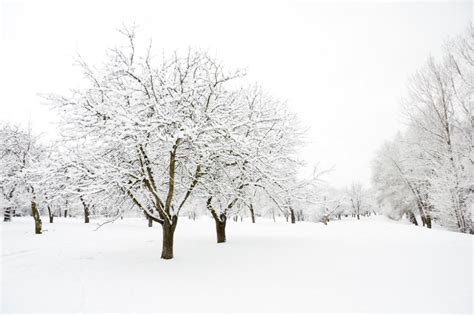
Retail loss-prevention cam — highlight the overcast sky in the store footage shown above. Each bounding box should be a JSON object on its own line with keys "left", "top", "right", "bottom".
{"left": 0, "top": 0, "right": 471, "bottom": 188}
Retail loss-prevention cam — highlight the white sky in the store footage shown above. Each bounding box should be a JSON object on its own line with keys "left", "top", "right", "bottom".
{"left": 0, "top": 0, "right": 471, "bottom": 188}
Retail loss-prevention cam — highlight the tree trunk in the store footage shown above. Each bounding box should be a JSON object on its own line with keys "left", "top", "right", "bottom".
{"left": 214, "top": 214, "right": 227, "bottom": 243}
{"left": 148, "top": 217, "right": 153, "bottom": 227}
{"left": 408, "top": 211, "right": 418, "bottom": 226}
{"left": 47, "top": 205, "right": 54, "bottom": 223}
{"left": 249, "top": 204, "right": 256, "bottom": 223}
{"left": 4, "top": 189, "right": 14, "bottom": 222}
{"left": 416, "top": 200, "right": 432, "bottom": 229}
{"left": 419, "top": 213, "right": 431, "bottom": 228}
{"left": 161, "top": 216, "right": 177, "bottom": 259}
{"left": 206, "top": 197, "right": 228, "bottom": 243}
{"left": 80, "top": 197, "right": 90, "bottom": 224}
{"left": 4, "top": 207, "right": 12, "bottom": 222}
{"left": 290, "top": 208, "right": 296, "bottom": 224}
{"left": 31, "top": 199, "right": 42, "bottom": 234}
{"left": 424, "top": 215, "right": 432, "bottom": 229}
{"left": 322, "top": 214, "right": 328, "bottom": 225}
{"left": 84, "top": 210, "right": 90, "bottom": 223}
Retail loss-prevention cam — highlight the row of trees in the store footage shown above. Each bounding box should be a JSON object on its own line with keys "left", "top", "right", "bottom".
{"left": 371, "top": 27, "right": 473, "bottom": 234}
{"left": 183, "top": 181, "right": 376, "bottom": 224}
{"left": 1, "top": 26, "right": 369, "bottom": 259}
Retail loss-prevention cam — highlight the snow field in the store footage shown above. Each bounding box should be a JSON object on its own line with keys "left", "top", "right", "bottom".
{"left": 1, "top": 216, "right": 472, "bottom": 313}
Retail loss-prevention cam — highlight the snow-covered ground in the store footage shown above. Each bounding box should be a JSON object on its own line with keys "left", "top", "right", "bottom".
{"left": 1, "top": 216, "right": 472, "bottom": 313}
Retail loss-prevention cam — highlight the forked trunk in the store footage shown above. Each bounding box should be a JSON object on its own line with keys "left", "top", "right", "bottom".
{"left": 161, "top": 216, "right": 178, "bottom": 259}
{"left": 206, "top": 196, "right": 228, "bottom": 243}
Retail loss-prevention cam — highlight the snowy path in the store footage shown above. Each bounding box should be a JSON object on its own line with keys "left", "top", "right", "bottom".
{"left": 1, "top": 216, "right": 472, "bottom": 313}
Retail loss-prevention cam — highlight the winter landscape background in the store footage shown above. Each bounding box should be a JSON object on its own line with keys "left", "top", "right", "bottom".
{"left": 1, "top": 0, "right": 472, "bottom": 314}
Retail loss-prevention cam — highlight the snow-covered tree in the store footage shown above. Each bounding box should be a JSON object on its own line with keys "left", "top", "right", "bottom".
{"left": 200, "top": 85, "right": 304, "bottom": 241}
{"left": 0, "top": 123, "right": 47, "bottom": 233}
{"left": 45, "top": 26, "right": 256, "bottom": 258}
{"left": 372, "top": 27, "right": 473, "bottom": 233}
{"left": 346, "top": 182, "right": 366, "bottom": 220}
